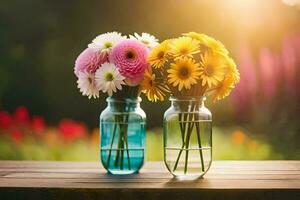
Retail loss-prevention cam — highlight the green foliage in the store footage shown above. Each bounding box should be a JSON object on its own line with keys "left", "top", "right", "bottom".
{"left": 0, "top": 127, "right": 285, "bottom": 161}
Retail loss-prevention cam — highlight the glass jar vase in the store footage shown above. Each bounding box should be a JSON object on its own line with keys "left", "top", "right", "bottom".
{"left": 163, "top": 97, "right": 212, "bottom": 179}
{"left": 100, "top": 97, "right": 146, "bottom": 175}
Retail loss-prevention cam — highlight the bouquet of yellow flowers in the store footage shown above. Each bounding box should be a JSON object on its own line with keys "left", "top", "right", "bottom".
{"left": 141, "top": 32, "right": 239, "bottom": 102}
{"left": 142, "top": 32, "right": 240, "bottom": 176}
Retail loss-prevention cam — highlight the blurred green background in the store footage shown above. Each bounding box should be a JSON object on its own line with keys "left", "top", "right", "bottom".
{"left": 0, "top": 0, "right": 299, "bottom": 160}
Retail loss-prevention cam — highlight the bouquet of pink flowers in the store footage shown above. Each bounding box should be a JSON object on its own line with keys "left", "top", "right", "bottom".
{"left": 74, "top": 32, "right": 158, "bottom": 98}
{"left": 74, "top": 32, "right": 158, "bottom": 173}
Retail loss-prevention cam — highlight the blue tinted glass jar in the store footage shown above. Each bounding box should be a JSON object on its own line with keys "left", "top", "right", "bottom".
{"left": 100, "top": 97, "right": 146, "bottom": 175}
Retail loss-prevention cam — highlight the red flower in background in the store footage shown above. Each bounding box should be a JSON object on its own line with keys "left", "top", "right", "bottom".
{"left": 59, "top": 119, "right": 86, "bottom": 142}
{"left": 1, "top": 106, "right": 90, "bottom": 144}
{"left": 14, "top": 106, "right": 30, "bottom": 125}
{"left": 31, "top": 116, "right": 46, "bottom": 132}
{"left": 0, "top": 111, "right": 12, "bottom": 130}
{"left": 10, "top": 126, "right": 23, "bottom": 142}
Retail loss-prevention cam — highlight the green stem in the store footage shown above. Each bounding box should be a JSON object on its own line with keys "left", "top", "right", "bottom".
{"left": 173, "top": 113, "right": 187, "bottom": 171}
{"left": 114, "top": 116, "right": 122, "bottom": 167}
{"left": 120, "top": 114, "right": 125, "bottom": 170}
{"left": 123, "top": 105, "right": 131, "bottom": 170}
{"left": 178, "top": 113, "right": 184, "bottom": 143}
{"left": 195, "top": 116, "right": 205, "bottom": 172}
{"left": 124, "top": 130, "right": 131, "bottom": 169}
{"left": 183, "top": 104, "right": 196, "bottom": 174}
{"left": 173, "top": 142, "right": 185, "bottom": 171}
{"left": 120, "top": 131, "right": 124, "bottom": 170}
{"left": 182, "top": 113, "right": 188, "bottom": 137}
{"left": 113, "top": 104, "right": 131, "bottom": 170}
{"left": 173, "top": 104, "right": 195, "bottom": 173}
{"left": 106, "top": 120, "right": 117, "bottom": 167}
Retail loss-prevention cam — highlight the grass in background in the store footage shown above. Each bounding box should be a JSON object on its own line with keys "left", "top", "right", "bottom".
{"left": 0, "top": 127, "right": 284, "bottom": 161}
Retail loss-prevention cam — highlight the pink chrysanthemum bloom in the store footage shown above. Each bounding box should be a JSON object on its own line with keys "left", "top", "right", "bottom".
{"left": 74, "top": 48, "right": 108, "bottom": 77}
{"left": 109, "top": 39, "right": 149, "bottom": 86}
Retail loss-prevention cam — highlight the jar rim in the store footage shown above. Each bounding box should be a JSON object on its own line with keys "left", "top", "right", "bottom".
{"left": 106, "top": 96, "right": 142, "bottom": 103}
{"left": 169, "top": 96, "right": 206, "bottom": 102}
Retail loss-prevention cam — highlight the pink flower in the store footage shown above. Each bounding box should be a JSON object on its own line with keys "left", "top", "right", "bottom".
{"left": 281, "top": 37, "right": 297, "bottom": 96}
{"left": 74, "top": 48, "right": 108, "bottom": 76}
{"left": 109, "top": 39, "right": 149, "bottom": 85}
{"left": 259, "top": 48, "right": 278, "bottom": 101}
{"left": 231, "top": 43, "right": 257, "bottom": 116}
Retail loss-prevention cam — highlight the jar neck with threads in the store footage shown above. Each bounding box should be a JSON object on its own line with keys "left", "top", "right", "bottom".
{"left": 170, "top": 96, "right": 205, "bottom": 112}
{"left": 106, "top": 97, "right": 141, "bottom": 112}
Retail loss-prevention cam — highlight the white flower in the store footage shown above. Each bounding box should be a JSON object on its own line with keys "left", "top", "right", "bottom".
{"left": 129, "top": 32, "right": 159, "bottom": 49}
{"left": 88, "top": 32, "right": 127, "bottom": 53}
{"left": 77, "top": 72, "right": 99, "bottom": 99}
{"left": 95, "top": 62, "right": 125, "bottom": 96}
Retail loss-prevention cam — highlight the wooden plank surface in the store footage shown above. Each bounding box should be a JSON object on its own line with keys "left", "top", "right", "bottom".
{"left": 0, "top": 161, "right": 299, "bottom": 200}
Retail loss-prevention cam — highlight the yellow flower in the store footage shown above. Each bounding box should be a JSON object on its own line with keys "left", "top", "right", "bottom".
{"left": 141, "top": 69, "right": 169, "bottom": 102}
{"left": 226, "top": 56, "right": 240, "bottom": 84}
{"left": 183, "top": 32, "right": 229, "bottom": 55}
{"left": 212, "top": 75, "right": 235, "bottom": 102}
{"left": 169, "top": 37, "right": 200, "bottom": 60}
{"left": 167, "top": 58, "right": 201, "bottom": 91}
{"left": 199, "top": 52, "right": 227, "bottom": 88}
{"left": 148, "top": 40, "right": 169, "bottom": 69}
{"left": 183, "top": 32, "right": 207, "bottom": 43}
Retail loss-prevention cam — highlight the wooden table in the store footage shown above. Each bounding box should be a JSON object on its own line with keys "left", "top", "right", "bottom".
{"left": 0, "top": 161, "right": 299, "bottom": 200}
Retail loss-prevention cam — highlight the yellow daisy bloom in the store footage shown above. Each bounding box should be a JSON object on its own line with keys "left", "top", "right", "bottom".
{"left": 212, "top": 75, "right": 235, "bottom": 102}
{"left": 148, "top": 40, "right": 170, "bottom": 69}
{"left": 226, "top": 56, "right": 240, "bottom": 84}
{"left": 169, "top": 37, "right": 200, "bottom": 60}
{"left": 140, "top": 69, "right": 169, "bottom": 102}
{"left": 199, "top": 52, "right": 227, "bottom": 88}
{"left": 183, "top": 32, "right": 207, "bottom": 43}
{"left": 183, "top": 32, "right": 229, "bottom": 55}
{"left": 205, "top": 37, "right": 229, "bottom": 55}
{"left": 167, "top": 58, "right": 201, "bottom": 91}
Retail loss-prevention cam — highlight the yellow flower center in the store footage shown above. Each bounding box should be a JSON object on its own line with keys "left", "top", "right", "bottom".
{"left": 141, "top": 40, "right": 150, "bottom": 45}
{"left": 105, "top": 72, "right": 114, "bottom": 81}
{"left": 104, "top": 42, "right": 112, "bottom": 48}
